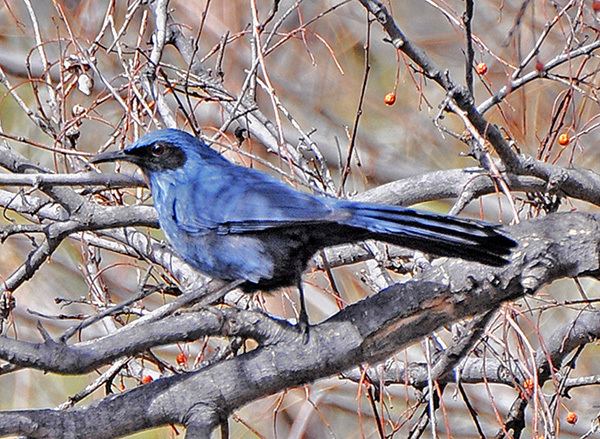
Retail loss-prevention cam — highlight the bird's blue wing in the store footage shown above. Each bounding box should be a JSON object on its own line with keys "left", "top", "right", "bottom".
{"left": 171, "top": 164, "right": 338, "bottom": 235}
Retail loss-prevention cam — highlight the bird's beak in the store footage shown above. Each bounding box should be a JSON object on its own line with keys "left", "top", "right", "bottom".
{"left": 90, "top": 149, "right": 132, "bottom": 165}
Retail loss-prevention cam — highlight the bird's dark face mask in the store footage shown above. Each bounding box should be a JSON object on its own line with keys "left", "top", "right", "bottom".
{"left": 91, "top": 141, "right": 187, "bottom": 173}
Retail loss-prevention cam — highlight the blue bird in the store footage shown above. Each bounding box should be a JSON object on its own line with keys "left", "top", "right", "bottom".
{"left": 92, "top": 128, "right": 517, "bottom": 334}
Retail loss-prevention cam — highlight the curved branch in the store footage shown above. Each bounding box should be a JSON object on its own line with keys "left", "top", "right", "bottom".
{"left": 0, "top": 307, "right": 288, "bottom": 374}
{"left": 343, "top": 309, "right": 600, "bottom": 389}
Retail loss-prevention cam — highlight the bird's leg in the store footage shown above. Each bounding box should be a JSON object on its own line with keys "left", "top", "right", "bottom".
{"left": 296, "top": 276, "right": 310, "bottom": 343}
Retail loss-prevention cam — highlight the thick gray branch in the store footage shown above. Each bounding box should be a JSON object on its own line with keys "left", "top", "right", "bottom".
{"left": 343, "top": 309, "right": 600, "bottom": 389}
{"left": 0, "top": 307, "right": 287, "bottom": 374}
{"left": 0, "top": 212, "right": 598, "bottom": 437}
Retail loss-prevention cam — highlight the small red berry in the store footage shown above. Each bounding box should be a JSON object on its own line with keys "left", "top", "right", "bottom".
{"left": 384, "top": 92, "right": 396, "bottom": 106}
{"left": 141, "top": 375, "right": 153, "bottom": 384}
{"left": 566, "top": 411, "right": 578, "bottom": 424}
{"left": 475, "top": 62, "right": 488, "bottom": 75}
{"left": 558, "top": 133, "right": 570, "bottom": 146}
{"left": 176, "top": 352, "right": 188, "bottom": 366}
{"left": 593, "top": 0, "right": 600, "bottom": 12}
{"left": 535, "top": 59, "right": 545, "bottom": 72}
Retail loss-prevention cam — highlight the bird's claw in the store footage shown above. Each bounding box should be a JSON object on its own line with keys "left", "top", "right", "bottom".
{"left": 298, "top": 319, "right": 310, "bottom": 344}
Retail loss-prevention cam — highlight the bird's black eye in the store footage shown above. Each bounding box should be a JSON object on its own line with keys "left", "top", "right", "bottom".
{"left": 151, "top": 143, "right": 167, "bottom": 157}
{"left": 140, "top": 141, "right": 186, "bottom": 170}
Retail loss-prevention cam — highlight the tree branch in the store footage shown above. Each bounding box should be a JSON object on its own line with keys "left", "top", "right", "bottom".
{"left": 0, "top": 212, "right": 598, "bottom": 437}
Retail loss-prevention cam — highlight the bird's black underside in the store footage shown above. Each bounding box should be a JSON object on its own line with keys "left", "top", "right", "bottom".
{"left": 238, "top": 219, "right": 516, "bottom": 293}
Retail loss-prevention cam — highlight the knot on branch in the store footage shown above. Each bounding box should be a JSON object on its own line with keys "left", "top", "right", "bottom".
{"left": 450, "top": 85, "right": 474, "bottom": 107}
{"left": 547, "top": 168, "right": 569, "bottom": 193}
{"left": 519, "top": 244, "right": 558, "bottom": 295}
{"left": 369, "top": 1, "right": 388, "bottom": 25}
{"left": 0, "top": 292, "right": 15, "bottom": 321}
{"left": 183, "top": 401, "right": 221, "bottom": 435}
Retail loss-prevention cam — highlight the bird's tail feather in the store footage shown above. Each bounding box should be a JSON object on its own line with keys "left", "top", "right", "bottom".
{"left": 338, "top": 202, "right": 517, "bottom": 266}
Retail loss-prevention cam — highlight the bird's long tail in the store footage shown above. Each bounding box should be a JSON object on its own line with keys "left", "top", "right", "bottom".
{"left": 337, "top": 201, "right": 517, "bottom": 266}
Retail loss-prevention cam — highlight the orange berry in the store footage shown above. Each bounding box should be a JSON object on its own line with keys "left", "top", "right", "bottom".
{"left": 558, "top": 133, "right": 570, "bottom": 146}
{"left": 523, "top": 378, "right": 534, "bottom": 392}
{"left": 141, "top": 375, "right": 153, "bottom": 384}
{"left": 475, "top": 62, "right": 488, "bottom": 75}
{"left": 566, "top": 411, "right": 578, "bottom": 424}
{"left": 384, "top": 92, "right": 396, "bottom": 106}
{"left": 593, "top": 0, "right": 600, "bottom": 12}
{"left": 176, "top": 352, "right": 188, "bottom": 366}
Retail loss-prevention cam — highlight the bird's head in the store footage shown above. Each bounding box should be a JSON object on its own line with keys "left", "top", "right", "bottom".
{"left": 91, "top": 128, "right": 225, "bottom": 176}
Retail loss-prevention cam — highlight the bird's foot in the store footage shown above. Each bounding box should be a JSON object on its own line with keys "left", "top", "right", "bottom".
{"left": 296, "top": 279, "right": 310, "bottom": 343}
{"left": 298, "top": 318, "right": 310, "bottom": 344}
